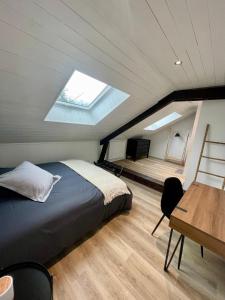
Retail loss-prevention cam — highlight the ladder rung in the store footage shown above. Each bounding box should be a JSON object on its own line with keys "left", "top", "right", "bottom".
{"left": 205, "top": 140, "right": 225, "bottom": 145}
{"left": 198, "top": 170, "right": 225, "bottom": 179}
{"left": 202, "top": 155, "right": 225, "bottom": 162}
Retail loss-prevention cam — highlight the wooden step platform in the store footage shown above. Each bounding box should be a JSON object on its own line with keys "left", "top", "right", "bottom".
{"left": 115, "top": 157, "right": 185, "bottom": 192}
{"left": 95, "top": 159, "right": 164, "bottom": 192}
{"left": 116, "top": 165, "right": 164, "bottom": 192}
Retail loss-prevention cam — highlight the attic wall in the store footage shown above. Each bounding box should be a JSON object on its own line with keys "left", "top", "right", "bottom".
{"left": 107, "top": 114, "right": 196, "bottom": 162}
{"left": 184, "top": 100, "right": 225, "bottom": 189}
{"left": 146, "top": 114, "right": 196, "bottom": 160}
{"left": 0, "top": 141, "right": 100, "bottom": 167}
{"left": 107, "top": 140, "right": 127, "bottom": 161}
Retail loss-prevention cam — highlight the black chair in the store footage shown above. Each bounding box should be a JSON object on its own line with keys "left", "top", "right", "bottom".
{"left": 152, "top": 177, "right": 203, "bottom": 262}
{"left": 151, "top": 177, "right": 184, "bottom": 236}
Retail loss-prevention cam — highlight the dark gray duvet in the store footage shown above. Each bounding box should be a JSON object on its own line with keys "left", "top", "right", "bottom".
{"left": 0, "top": 162, "right": 132, "bottom": 268}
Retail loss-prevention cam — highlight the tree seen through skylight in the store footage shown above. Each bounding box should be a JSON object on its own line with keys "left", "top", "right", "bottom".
{"left": 58, "top": 70, "right": 107, "bottom": 107}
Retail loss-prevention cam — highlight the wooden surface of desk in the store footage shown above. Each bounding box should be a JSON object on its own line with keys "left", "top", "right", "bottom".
{"left": 170, "top": 182, "right": 225, "bottom": 259}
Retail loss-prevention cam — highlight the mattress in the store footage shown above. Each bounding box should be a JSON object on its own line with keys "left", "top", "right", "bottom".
{"left": 0, "top": 162, "right": 132, "bottom": 267}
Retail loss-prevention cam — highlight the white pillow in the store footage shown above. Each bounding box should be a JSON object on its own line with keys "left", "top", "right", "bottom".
{"left": 0, "top": 161, "right": 61, "bottom": 202}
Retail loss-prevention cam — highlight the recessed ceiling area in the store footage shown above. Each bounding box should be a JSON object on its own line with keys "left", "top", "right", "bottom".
{"left": 117, "top": 101, "right": 199, "bottom": 139}
{"left": 0, "top": 0, "right": 224, "bottom": 142}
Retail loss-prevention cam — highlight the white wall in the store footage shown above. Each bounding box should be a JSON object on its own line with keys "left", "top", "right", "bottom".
{"left": 147, "top": 114, "right": 196, "bottom": 160}
{"left": 184, "top": 102, "right": 202, "bottom": 174}
{"left": 148, "top": 129, "right": 170, "bottom": 160}
{"left": 184, "top": 100, "right": 225, "bottom": 189}
{"left": 0, "top": 141, "right": 100, "bottom": 167}
{"left": 107, "top": 140, "right": 127, "bottom": 161}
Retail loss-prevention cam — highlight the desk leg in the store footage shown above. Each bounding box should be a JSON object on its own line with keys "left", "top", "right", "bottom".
{"left": 50, "top": 275, "right": 54, "bottom": 300}
{"left": 201, "top": 246, "right": 204, "bottom": 258}
{"left": 164, "top": 229, "right": 183, "bottom": 272}
{"left": 178, "top": 235, "right": 185, "bottom": 270}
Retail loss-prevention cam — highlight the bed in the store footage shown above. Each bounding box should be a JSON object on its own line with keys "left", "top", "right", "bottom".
{"left": 0, "top": 161, "right": 132, "bottom": 268}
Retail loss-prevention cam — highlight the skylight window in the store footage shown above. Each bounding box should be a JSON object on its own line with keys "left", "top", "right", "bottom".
{"left": 45, "top": 70, "right": 130, "bottom": 125}
{"left": 144, "top": 112, "right": 182, "bottom": 131}
{"left": 57, "top": 70, "right": 108, "bottom": 108}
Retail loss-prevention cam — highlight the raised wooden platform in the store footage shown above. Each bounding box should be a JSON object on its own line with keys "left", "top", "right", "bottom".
{"left": 114, "top": 157, "right": 184, "bottom": 192}
{"left": 117, "top": 165, "right": 164, "bottom": 192}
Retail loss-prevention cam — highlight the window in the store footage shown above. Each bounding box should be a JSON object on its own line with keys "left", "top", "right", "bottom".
{"left": 144, "top": 112, "right": 182, "bottom": 131}
{"left": 57, "top": 70, "right": 108, "bottom": 109}
{"left": 45, "top": 70, "right": 130, "bottom": 125}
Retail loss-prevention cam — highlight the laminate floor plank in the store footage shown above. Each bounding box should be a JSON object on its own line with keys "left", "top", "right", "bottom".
{"left": 50, "top": 178, "right": 225, "bottom": 300}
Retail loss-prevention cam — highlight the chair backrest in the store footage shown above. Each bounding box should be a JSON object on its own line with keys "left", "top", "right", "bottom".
{"left": 161, "top": 177, "right": 184, "bottom": 218}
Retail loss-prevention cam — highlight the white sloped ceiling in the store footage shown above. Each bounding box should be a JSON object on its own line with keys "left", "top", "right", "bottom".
{"left": 0, "top": 0, "right": 223, "bottom": 142}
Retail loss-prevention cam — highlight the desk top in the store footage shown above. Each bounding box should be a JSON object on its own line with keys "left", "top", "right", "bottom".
{"left": 171, "top": 182, "right": 225, "bottom": 244}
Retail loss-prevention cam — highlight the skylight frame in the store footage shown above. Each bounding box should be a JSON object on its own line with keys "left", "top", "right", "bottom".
{"left": 56, "top": 70, "right": 110, "bottom": 110}
{"left": 144, "top": 112, "right": 182, "bottom": 131}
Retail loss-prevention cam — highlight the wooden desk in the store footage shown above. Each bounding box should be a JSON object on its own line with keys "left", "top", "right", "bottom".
{"left": 164, "top": 182, "right": 225, "bottom": 271}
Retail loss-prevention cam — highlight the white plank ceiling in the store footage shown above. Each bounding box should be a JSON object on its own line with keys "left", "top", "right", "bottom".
{"left": 0, "top": 0, "right": 223, "bottom": 142}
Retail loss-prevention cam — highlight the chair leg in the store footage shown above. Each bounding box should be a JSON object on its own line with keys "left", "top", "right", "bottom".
{"left": 201, "top": 246, "right": 204, "bottom": 258}
{"left": 151, "top": 214, "right": 165, "bottom": 236}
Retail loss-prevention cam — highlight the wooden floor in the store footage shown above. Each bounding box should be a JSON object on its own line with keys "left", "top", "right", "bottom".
{"left": 115, "top": 157, "right": 185, "bottom": 184}
{"left": 50, "top": 178, "right": 225, "bottom": 300}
